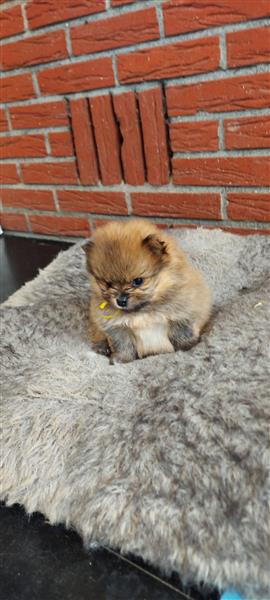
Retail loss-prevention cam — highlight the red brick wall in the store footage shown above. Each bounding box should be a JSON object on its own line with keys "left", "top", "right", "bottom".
{"left": 0, "top": 0, "right": 270, "bottom": 239}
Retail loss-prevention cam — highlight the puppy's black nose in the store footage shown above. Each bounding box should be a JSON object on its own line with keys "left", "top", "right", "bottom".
{"left": 117, "top": 293, "right": 128, "bottom": 308}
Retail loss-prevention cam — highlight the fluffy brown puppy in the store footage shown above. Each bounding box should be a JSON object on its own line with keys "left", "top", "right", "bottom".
{"left": 84, "top": 220, "right": 212, "bottom": 363}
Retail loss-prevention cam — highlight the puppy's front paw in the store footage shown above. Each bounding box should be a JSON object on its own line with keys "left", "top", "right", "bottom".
{"left": 169, "top": 321, "right": 199, "bottom": 351}
{"left": 108, "top": 327, "right": 137, "bottom": 364}
{"left": 92, "top": 340, "right": 111, "bottom": 357}
{"left": 110, "top": 350, "right": 137, "bottom": 364}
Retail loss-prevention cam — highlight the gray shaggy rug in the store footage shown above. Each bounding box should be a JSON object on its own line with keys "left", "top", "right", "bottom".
{"left": 1, "top": 229, "right": 270, "bottom": 600}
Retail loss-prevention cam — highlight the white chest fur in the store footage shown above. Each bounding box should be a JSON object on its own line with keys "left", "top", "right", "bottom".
{"left": 133, "top": 322, "right": 174, "bottom": 358}
{"left": 109, "top": 311, "right": 174, "bottom": 358}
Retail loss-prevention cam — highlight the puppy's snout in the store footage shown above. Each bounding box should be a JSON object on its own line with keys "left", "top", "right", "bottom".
{"left": 117, "top": 293, "right": 128, "bottom": 308}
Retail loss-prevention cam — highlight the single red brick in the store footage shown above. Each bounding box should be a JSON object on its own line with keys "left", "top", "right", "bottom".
{"left": 163, "top": 0, "right": 270, "bottom": 36}
{"left": 0, "top": 163, "right": 20, "bottom": 184}
{"left": 94, "top": 218, "right": 123, "bottom": 228}
{"left": 70, "top": 98, "right": 99, "bottom": 185}
{"left": 71, "top": 8, "right": 159, "bottom": 55}
{"left": 168, "top": 223, "right": 200, "bottom": 230}
{"left": 26, "top": 0, "right": 105, "bottom": 30}
{"left": 1, "top": 189, "right": 55, "bottom": 210}
{"left": 224, "top": 116, "right": 270, "bottom": 150}
{"left": 1, "top": 73, "right": 35, "bottom": 103}
{"left": 138, "top": 87, "right": 169, "bottom": 185}
{"left": 172, "top": 157, "right": 270, "bottom": 186}
{"left": 1, "top": 30, "right": 67, "bottom": 71}
{"left": 113, "top": 91, "right": 145, "bottom": 185}
{"left": 0, "top": 5, "right": 24, "bottom": 40}
{"left": 38, "top": 58, "right": 114, "bottom": 96}
{"left": 58, "top": 190, "right": 127, "bottom": 215}
{"left": 170, "top": 120, "right": 219, "bottom": 152}
{"left": 29, "top": 215, "right": 90, "bottom": 237}
{"left": 21, "top": 161, "right": 78, "bottom": 185}
{"left": 0, "top": 108, "right": 8, "bottom": 132}
{"left": 111, "top": 0, "right": 135, "bottom": 5}
{"left": 218, "top": 226, "right": 270, "bottom": 236}
{"left": 167, "top": 73, "right": 270, "bottom": 116}
{"left": 117, "top": 36, "right": 219, "bottom": 84}
{"left": 227, "top": 193, "right": 270, "bottom": 222}
{"left": 48, "top": 131, "right": 73, "bottom": 157}
{"left": 227, "top": 26, "right": 270, "bottom": 68}
{"left": 0, "top": 134, "right": 46, "bottom": 159}
{"left": 132, "top": 192, "right": 221, "bottom": 219}
{"left": 89, "top": 95, "right": 122, "bottom": 185}
{"left": 1, "top": 213, "right": 29, "bottom": 232}
{"left": 10, "top": 100, "right": 68, "bottom": 130}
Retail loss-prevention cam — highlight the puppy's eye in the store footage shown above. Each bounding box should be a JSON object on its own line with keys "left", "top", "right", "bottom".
{"left": 106, "top": 281, "right": 112, "bottom": 288}
{"left": 132, "top": 277, "right": 144, "bottom": 288}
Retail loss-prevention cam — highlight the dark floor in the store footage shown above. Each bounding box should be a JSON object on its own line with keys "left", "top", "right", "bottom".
{"left": 0, "top": 235, "right": 71, "bottom": 303}
{"left": 0, "top": 234, "right": 220, "bottom": 600}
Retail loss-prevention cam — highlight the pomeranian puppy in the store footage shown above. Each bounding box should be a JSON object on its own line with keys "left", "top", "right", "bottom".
{"left": 84, "top": 220, "right": 211, "bottom": 363}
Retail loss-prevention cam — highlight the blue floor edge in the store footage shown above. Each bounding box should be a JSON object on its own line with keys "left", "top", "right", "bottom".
{"left": 220, "top": 590, "right": 246, "bottom": 600}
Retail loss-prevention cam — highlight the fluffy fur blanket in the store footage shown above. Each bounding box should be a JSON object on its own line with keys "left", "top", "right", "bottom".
{"left": 1, "top": 229, "right": 270, "bottom": 599}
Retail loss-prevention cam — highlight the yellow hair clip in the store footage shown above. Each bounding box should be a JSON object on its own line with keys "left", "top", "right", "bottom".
{"left": 99, "top": 301, "right": 108, "bottom": 310}
{"left": 99, "top": 300, "right": 120, "bottom": 320}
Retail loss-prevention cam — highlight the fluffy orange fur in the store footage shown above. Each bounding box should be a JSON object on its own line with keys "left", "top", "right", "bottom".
{"left": 84, "top": 220, "right": 212, "bottom": 363}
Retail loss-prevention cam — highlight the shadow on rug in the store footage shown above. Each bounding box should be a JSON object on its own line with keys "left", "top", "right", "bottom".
{"left": 1, "top": 229, "right": 270, "bottom": 599}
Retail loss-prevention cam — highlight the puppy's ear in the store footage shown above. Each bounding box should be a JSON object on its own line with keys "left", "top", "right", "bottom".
{"left": 82, "top": 240, "right": 94, "bottom": 254}
{"left": 142, "top": 234, "right": 167, "bottom": 257}
{"left": 82, "top": 240, "right": 94, "bottom": 272}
